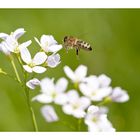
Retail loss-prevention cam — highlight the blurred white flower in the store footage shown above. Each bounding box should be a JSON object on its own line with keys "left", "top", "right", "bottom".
{"left": 20, "top": 48, "right": 47, "bottom": 73}
{"left": 0, "top": 41, "right": 11, "bottom": 55}
{"left": 0, "top": 28, "right": 25, "bottom": 40}
{"left": 98, "top": 74, "right": 111, "bottom": 87}
{"left": 110, "top": 87, "right": 129, "bottom": 103}
{"left": 26, "top": 78, "right": 40, "bottom": 90}
{"left": 41, "top": 105, "right": 59, "bottom": 122}
{"left": 64, "top": 65, "right": 87, "bottom": 84}
{"left": 85, "top": 105, "right": 115, "bottom": 132}
{"left": 87, "top": 105, "right": 108, "bottom": 115}
{"left": 0, "top": 28, "right": 31, "bottom": 54}
{"left": 87, "top": 105, "right": 99, "bottom": 114}
{"left": 62, "top": 90, "right": 91, "bottom": 118}
{"left": 79, "top": 75, "right": 112, "bottom": 101}
{"left": 33, "top": 77, "right": 68, "bottom": 105}
{"left": 47, "top": 53, "right": 61, "bottom": 68}
{"left": 34, "top": 35, "right": 62, "bottom": 53}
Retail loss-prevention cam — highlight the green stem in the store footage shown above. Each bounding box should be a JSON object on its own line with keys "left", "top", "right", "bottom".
{"left": 23, "top": 71, "right": 38, "bottom": 132}
{"left": 78, "top": 118, "right": 82, "bottom": 131}
{"left": 16, "top": 55, "right": 24, "bottom": 74}
{"left": 24, "top": 87, "right": 38, "bottom": 131}
{"left": 9, "top": 55, "right": 38, "bottom": 131}
{"left": 97, "top": 97, "right": 112, "bottom": 106}
{"left": 10, "top": 56, "right": 21, "bottom": 83}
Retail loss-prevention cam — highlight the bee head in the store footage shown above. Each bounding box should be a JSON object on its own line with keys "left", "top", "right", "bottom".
{"left": 64, "top": 36, "right": 68, "bottom": 42}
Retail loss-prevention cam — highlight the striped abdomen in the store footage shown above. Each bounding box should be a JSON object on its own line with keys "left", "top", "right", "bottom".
{"left": 76, "top": 39, "right": 92, "bottom": 51}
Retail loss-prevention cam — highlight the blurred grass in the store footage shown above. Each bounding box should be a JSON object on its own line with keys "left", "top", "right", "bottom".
{"left": 0, "top": 9, "right": 140, "bottom": 131}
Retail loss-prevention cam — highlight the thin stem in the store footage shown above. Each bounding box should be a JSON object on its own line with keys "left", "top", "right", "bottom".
{"left": 8, "top": 55, "right": 38, "bottom": 131}
{"left": 16, "top": 54, "right": 24, "bottom": 74}
{"left": 24, "top": 87, "right": 38, "bottom": 131}
{"left": 97, "top": 97, "right": 112, "bottom": 106}
{"left": 10, "top": 56, "right": 21, "bottom": 83}
{"left": 23, "top": 71, "right": 38, "bottom": 132}
{"left": 78, "top": 118, "right": 82, "bottom": 131}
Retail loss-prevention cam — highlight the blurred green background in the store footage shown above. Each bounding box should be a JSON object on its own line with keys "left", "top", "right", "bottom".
{"left": 0, "top": 9, "right": 140, "bottom": 131}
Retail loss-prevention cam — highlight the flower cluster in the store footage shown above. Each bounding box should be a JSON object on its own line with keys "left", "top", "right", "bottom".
{"left": 32, "top": 65, "right": 129, "bottom": 132}
{"left": 0, "top": 28, "right": 62, "bottom": 74}
{"left": 0, "top": 28, "right": 62, "bottom": 131}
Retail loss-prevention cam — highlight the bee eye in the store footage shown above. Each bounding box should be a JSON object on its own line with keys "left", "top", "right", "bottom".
{"left": 64, "top": 36, "right": 68, "bottom": 42}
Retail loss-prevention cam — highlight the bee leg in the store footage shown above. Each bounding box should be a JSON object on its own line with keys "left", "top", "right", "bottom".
{"left": 76, "top": 48, "right": 79, "bottom": 55}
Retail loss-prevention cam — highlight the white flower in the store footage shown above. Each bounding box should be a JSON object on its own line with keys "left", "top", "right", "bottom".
{"left": 0, "top": 28, "right": 25, "bottom": 40}
{"left": 41, "top": 105, "right": 59, "bottom": 122}
{"left": 26, "top": 78, "right": 40, "bottom": 90}
{"left": 34, "top": 35, "right": 62, "bottom": 53}
{"left": 0, "top": 41, "right": 10, "bottom": 55}
{"left": 62, "top": 90, "right": 91, "bottom": 118}
{"left": 33, "top": 77, "right": 68, "bottom": 105}
{"left": 47, "top": 53, "right": 61, "bottom": 68}
{"left": 110, "top": 87, "right": 129, "bottom": 103}
{"left": 20, "top": 48, "right": 47, "bottom": 73}
{"left": 85, "top": 105, "right": 115, "bottom": 132}
{"left": 64, "top": 65, "right": 87, "bottom": 84}
{"left": 0, "top": 28, "right": 31, "bottom": 53}
{"left": 79, "top": 75, "right": 112, "bottom": 101}
{"left": 98, "top": 74, "right": 111, "bottom": 87}
{"left": 87, "top": 105, "right": 108, "bottom": 115}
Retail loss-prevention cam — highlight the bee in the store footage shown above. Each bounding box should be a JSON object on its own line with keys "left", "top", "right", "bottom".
{"left": 63, "top": 36, "right": 92, "bottom": 55}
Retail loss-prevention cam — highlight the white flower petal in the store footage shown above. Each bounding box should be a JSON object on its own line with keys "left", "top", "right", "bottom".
{"left": 32, "top": 94, "right": 53, "bottom": 103}
{"left": 87, "top": 105, "right": 99, "bottom": 114}
{"left": 64, "top": 66, "right": 76, "bottom": 82}
{"left": 55, "top": 77, "right": 68, "bottom": 93}
{"left": 91, "top": 87, "right": 112, "bottom": 101}
{"left": 62, "top": 104, "right": 73, "bottom": 115}
{"left": 54, "top": 94, "right": 68, "bottom": 105}
{"left": 0, "top": 41, "right": 10, "bottom": 55}
{"left": 26, "top": 78, "right": 40, "bottom": 90}
{"left": 41, "top": 105, "right": 59, "bottom": 122}
{"left": 67, "top": 90, "right": 79, "bottom": 103}
{"left": 95, "top": 115, "right": 115, "bottom": 132}
{"left": 99, "top": 107, "right": 109, "bottom": 114}
{"left": 40, "top": 78, "right": 55, "bottom": 94}
{"left": 48, "top": 44, "right": 62, "bottom": 53}
{"left": 79, "top": 83, "right": 92, "bottom": 97}
{"left": 98, "top": 74, "right": 111, "bottom": 87}
{"left": 0, "top": 33, "right": 9, "bottom": 40}
{"left": 33, "top": 52, "right": 47, "bottom": 65}
{"left": 75, "top": 65, "right": 87, "bottom": 81}
{"left": 47, "top": 53, "right": 60, "bottom": 68}
{"left": 32, "top": 66, "right": 46, "bottom": 73}
{"left": 41, "top": 35, "right": 57, "bottom": 47}
{"left": 20, "top": 47, "right": 32, "bottom": 64}
{"left": 5, "top": 36, "right": 17, "bottom": 52}
{"left": 85, "top": 113, "right": 115, "bottom": 132}
{"left": 73, "top": 109, "right": 86, "bottom": 118}
{"left": 23, "top": 65, "right": 32, "bottom": 73}
{"left": 13, "top": 28, "right": 25, "bottom": 39}
{"left": 80, "top": 97, "right": 91, "bottom": 109}
{"left": 111, "top": 87, "right": 129, "bottom": 103}
{"left": 84, "top": 75, "right": 99, "bottom": 89}
{"left": 19, "top": 40, "right": 32, "bottom": 51}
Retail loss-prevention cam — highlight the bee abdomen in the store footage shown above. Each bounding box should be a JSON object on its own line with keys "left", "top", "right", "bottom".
{"left": 77, "top": 40, "right": 92, "bottom": 51}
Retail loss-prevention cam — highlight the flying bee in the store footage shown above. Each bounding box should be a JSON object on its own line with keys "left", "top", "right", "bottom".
{"left": 63, "top": 36, "right": 92, "bottom": 55}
